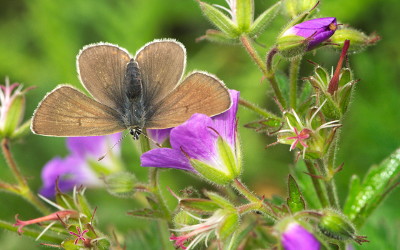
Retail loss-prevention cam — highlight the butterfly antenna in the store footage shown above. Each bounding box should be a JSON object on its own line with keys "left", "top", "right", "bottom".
{"left": 98, "top": 132, "right": 130, "bottom": 161}
{"left": 141, "top": 131, "right": 163, "bottom": 148}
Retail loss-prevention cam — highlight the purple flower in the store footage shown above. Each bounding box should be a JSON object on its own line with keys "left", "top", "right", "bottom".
{"left": 282, "top": 223, "right": 320, "bottom": 250}
{"left": 141, "top": 90, "right": 241, "bottom": 185}
{"left": 147, "top": 128, "right": 172, "bottom": 145}
{"left": 282, "top": 17, "right": 337, "bottom": 49}
{"left": 40, "top": 134, "right": 121, "bottom": 198}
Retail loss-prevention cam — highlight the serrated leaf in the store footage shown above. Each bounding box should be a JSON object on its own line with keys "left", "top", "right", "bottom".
{"left": 179, "top": 198, "right": 220, "bottom": 213}
{"left": 344, "top": 148, "right": 400, "bottom": 227}
{"left": 287, "top": 175, "right": 306, "bottom": 213}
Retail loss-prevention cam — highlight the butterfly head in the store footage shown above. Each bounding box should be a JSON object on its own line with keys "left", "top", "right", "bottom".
{"left": 129, "top": 127, "right": 142, "bottom": 140}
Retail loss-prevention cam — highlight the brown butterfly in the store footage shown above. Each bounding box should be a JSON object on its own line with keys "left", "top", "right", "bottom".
{"left": 31, "top": 39, "right": 232, "bottom": 139}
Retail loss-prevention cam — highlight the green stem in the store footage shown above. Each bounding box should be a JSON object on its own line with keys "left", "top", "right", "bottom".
{"left": 232, "top": 179, "right": 277, "bottom": 220}
{"left": 289, "top": 57, "right": 302, "bottom": 109}
{"left": 239, "top": 98, "right": 281, "bottom": 120}
{"left": 140, "top": 132, "right": 171, "bottom": 221}
{"left": 1, "top": 139, "right": 49, "bottom": 214}
{"left": 0, "top": 219, "right": 64, "bottom": 243}
{"left": 304, "top": 160, "right": 329, "bottom": 208}
{"left": 317, "top": 159, "right": 340, "bottom": 209}
{"left": 240, "top": 35, "right": 287, "bottom": 109}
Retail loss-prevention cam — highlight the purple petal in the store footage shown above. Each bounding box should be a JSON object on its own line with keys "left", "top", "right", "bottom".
{"left": 282, "top": 223, "right": 320, "bottom": 250}
{"left": 284, "top": 17, "right": 337, "bottom": 49}
{"left": 212, "top": 90, "right": 239, "bottom": 146}
{"left": 147, "top": 128, "right": 172, "bottom": 145}
{"left": 141, "top": 148, "right": 194, "bottom": 171}
{"left": 40, "top": 156, "right": 100, "bottom": 198}
{"left": 66, "top": 133, "right": 121, "bottom": 159}
{"left": 170, "top": 114, "right": 218, "bottom": 162}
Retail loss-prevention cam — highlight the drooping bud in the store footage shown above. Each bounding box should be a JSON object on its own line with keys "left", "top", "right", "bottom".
{"left": 277, "top": 17, "right": 337, "bottom": 58}
{"left": 104, "top": 172, "right": 136, "bottom": 198}
{"left": 318, "top": 210, "right": 369, "bottom": 245}
{"left": 0, "top": 78, "right": 31, "bottom": 139}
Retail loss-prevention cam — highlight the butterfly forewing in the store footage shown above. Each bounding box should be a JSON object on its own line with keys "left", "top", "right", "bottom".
{"left": 135, "top": 40, "right": 185, "bottom": 107}
{"left": 77, "top": 43, "right": 131, "bottom": 111}
{"left": 31, "top": 86, "right": 126, "bottom": 136}
{"left": 145, "top": 72, "right": 232, "bottom": 129}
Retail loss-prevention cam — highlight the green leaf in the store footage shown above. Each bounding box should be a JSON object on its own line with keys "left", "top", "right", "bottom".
{"left": 287, "top": 175, "right": 306, "bottom": 213}
{"left": 344, "top": 148, "right": 400, "bottom": 227}
{"left": 199, "top": 1, "right": 239, "bottom": 37}
{"left": 205, "top": 191, "right": 235, "bottom": 210}
{"left": 127, "top": 208, "right": 163, "bottom": 220}
{"left": 249, "top": 1, "right": 281, "bottom": 37}
{"left": 179, "top": 198, "right": 220, "bottom": 213}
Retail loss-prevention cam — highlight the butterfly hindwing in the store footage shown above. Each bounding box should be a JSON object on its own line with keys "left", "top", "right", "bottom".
{"left": 31, "top": 85, "right": 126, "bottom": 136}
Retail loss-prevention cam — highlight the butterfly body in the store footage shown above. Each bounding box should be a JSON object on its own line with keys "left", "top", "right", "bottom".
{"left": 31, "top": 39, "right": 232, "bottom": 138}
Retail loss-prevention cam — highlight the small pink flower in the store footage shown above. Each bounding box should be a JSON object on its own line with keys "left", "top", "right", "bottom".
{"left": 69, "top": 226, "right": 90, "bottom": 246}
{"left": 287, "top": 128, "right": 312, "bottom": 151}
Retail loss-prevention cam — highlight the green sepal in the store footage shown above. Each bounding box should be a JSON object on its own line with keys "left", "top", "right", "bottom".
{"left": 338, "top": 81, "right": 355, "bottom": 114}
{"left": 179, "top": 198, "right": 220, "bottom": 214}
{"left": 55, "top": 191, "right": 76, "bottom": 210}
{"left": 205, "top": 191, "right": 235, "bottom": 210}
{"left": 1, "top": 94, "right": 25, "bottom": 138}
{"left": 198, "top": 29, "right": 240, "bottom": 44}
{"left": 343, "top": 148, "right": 400, "bottom": 227}
{"left": 248, "top": 1, "right": 281, "bottom": 37}
{"left": 287, "top": 175, "right": 306, "bottom": 213}
{"left": 190, "top": 158, "right": 233, "bottom": 185}
{"left": 199, "top": 1, "right": 239, "bottom": 37}
{"left": 276, "top": 34, "right": 308, "bottom": 58}
{"left": 217, "top": 137, "right": 241, "bottom": 177}
{"left": 75, "top": 190, "right": 93, "bottom": 220}
{"left": 217, "top": 211, "right": 240, "bottom": 241}
{"left": 330, "top": 27, "right": 380, "bottom": 53}
{"left": 320, "top": 95, "right": 341, "bottom": 120}
{"left": 10, "top": 119, "right": 31, "bottom": 140}
{"left": 236, "top": 0, "right": 253, "bottom": 32}
{"left": 315, "top": 66, "right": 330, "bottom": 88}
{"left": 223, "top": 222, "right": 256, "bottom": 250}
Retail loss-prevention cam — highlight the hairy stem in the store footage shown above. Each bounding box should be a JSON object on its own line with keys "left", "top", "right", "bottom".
{"left": 232, "top": 179, "right": 277, "bottom": 220}
{"left": 317, "top": 159, "right": 340, "bottom": 209}
{"left": 240, "top": 35, "right": 286, "bottom": 109}
{"left": 289, "top": 57, "right": 302, "bottom": 109}
{"left": 304, "top": 160, "right": 329, "bottom": 208}
{"left": 140, "top": 131, "right": 171, "bottom": 220}
{"left": 1, "top": 139, "right": 49, "bottom": 214}
{"left": 239, "top": 97, "right": 280, "bottom": 120}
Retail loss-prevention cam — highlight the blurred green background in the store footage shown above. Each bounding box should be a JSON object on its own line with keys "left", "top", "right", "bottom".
{"left": 0, "top": 0, "right": 399, "bottom": 249}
